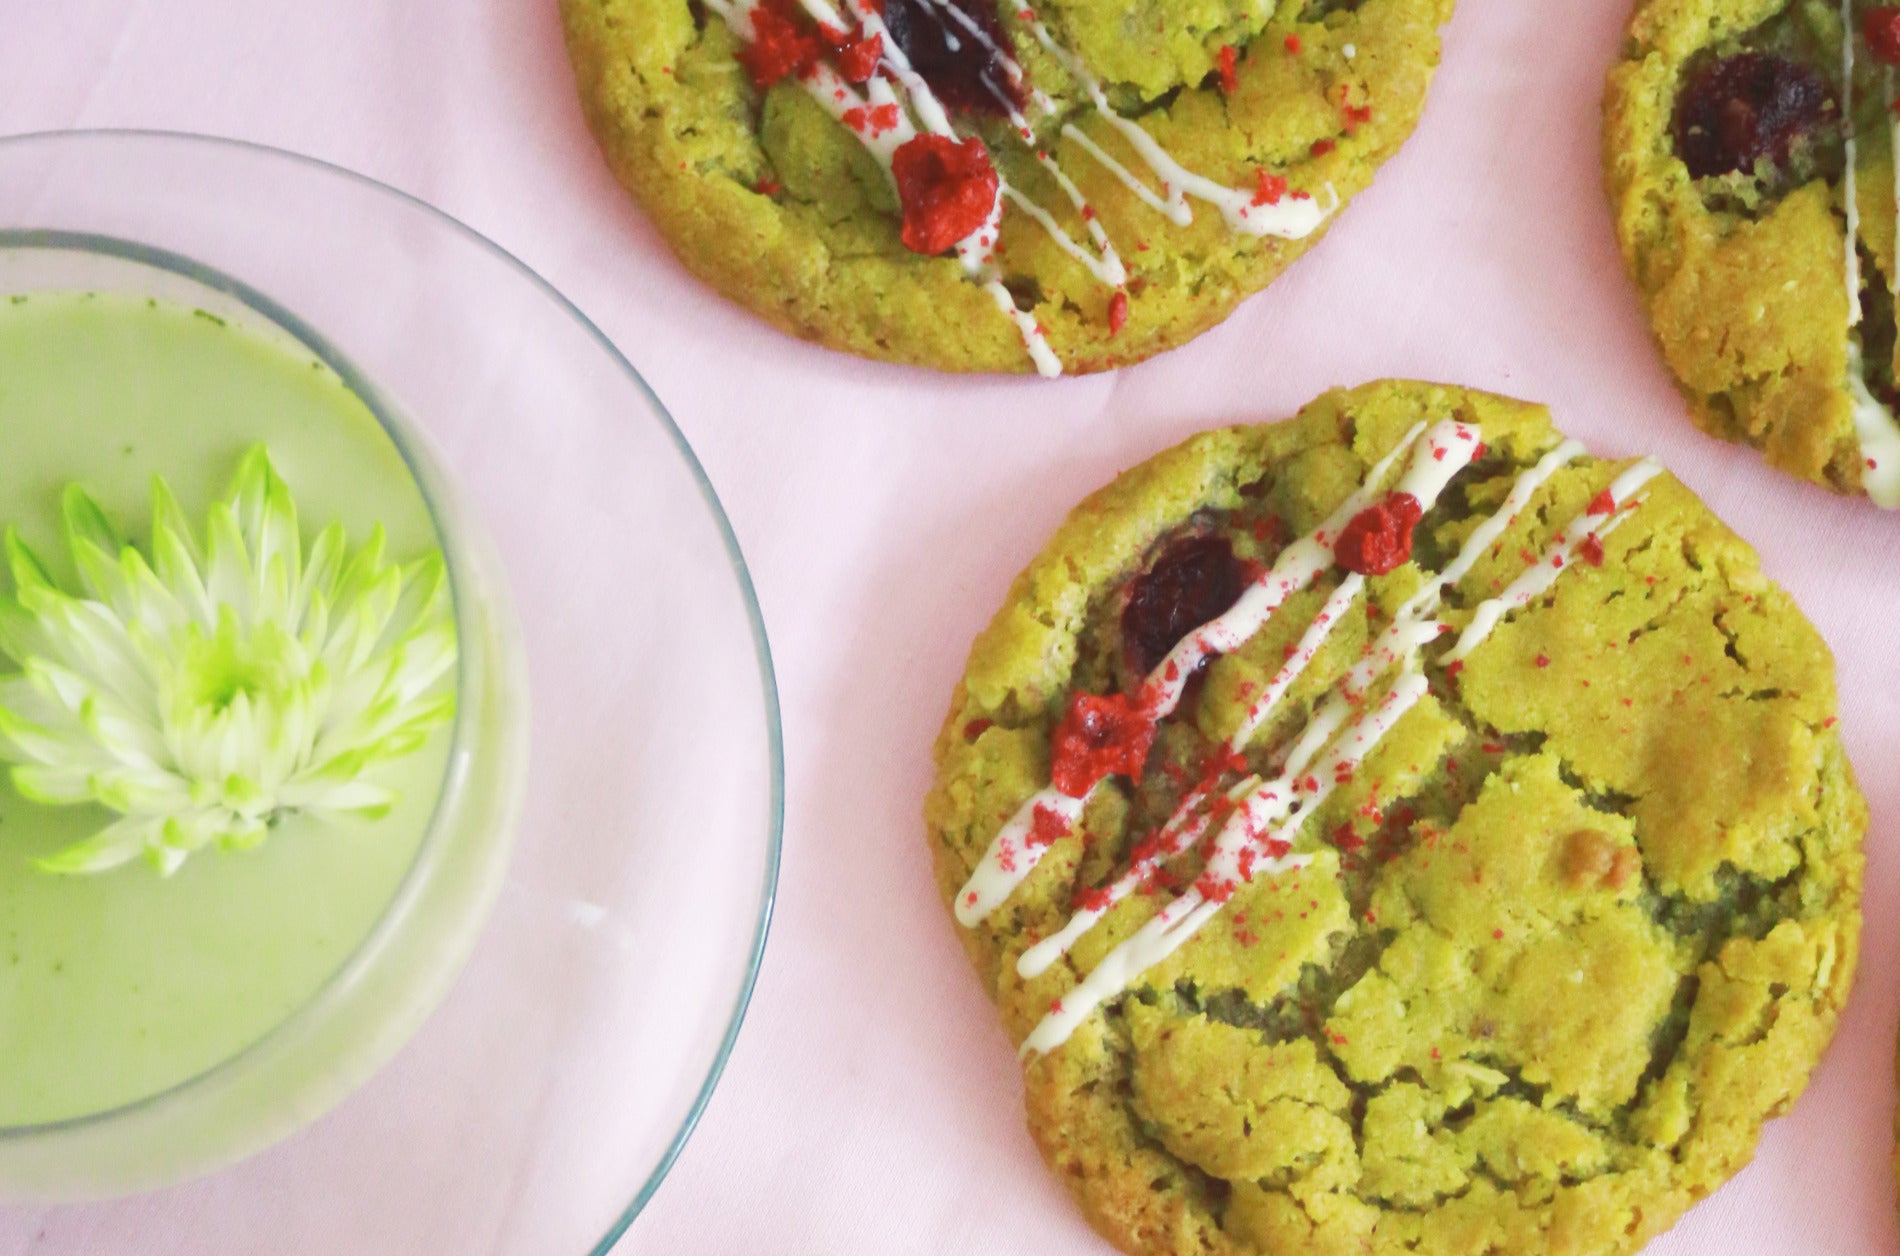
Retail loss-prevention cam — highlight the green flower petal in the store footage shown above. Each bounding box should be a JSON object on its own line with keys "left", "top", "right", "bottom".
{"left": 4, "top": 528, "right": 55, "bottom": 596}
{"left": 34, "top": 815, "right": 165, "bottom": 875}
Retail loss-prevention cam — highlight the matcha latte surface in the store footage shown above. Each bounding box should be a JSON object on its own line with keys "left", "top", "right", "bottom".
{"left": 0, "top": 292, "right": 454, "bottom": 1127}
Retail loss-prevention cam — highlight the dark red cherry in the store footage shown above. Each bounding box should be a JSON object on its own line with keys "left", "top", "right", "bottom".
{"left": 1121, "top": 533, "right": 1248, "bottom": 679}
{"left": 881, "top": 0, "right": 1026, "bottom": 116}
{"left": 1672, "top": 52, "right": 1834, "bottom": 179}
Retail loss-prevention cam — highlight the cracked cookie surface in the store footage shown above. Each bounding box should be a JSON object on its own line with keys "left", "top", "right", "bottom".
{"left": 1604, "top": 0, "right": 1900, "bottom": 504}
{"left": 560, "top": 0, "right": 1451, "bottom": 375}
{"left": 925, "top": 380, "right": 1864, "bottom": 1255}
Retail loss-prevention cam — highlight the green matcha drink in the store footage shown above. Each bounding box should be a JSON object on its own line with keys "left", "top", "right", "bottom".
{"left": 0, "top": 292, "right": 454, "bottom": 1127}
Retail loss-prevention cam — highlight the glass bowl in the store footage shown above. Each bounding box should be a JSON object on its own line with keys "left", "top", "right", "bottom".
{"left": 0, "top": 130, "right": 782, "bottom": 1255}
{"left": 0, "top": 233, "right": 533, "bottom": 1196}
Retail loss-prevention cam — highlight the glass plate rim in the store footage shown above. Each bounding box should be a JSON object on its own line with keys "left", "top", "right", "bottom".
{"left": 0, "top": 126, "right": 787, "bottom": 1254}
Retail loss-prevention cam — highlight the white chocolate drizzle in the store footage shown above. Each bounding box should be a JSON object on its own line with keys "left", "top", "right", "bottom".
{"left": 1443, "top": 458, "right": 1660, "bottom": 663}
{"left": 706, "top": 0, "right": 1338, "bottom": 376}
{"left": 1028, "top": 20, "right": 1339, "bottom": 239}
{"left": 1839, "top": 0, "right": 1900, "bottom": 507}
{"left": 955, "top": 421, "right": 1439, "bottom": 927}
{"left": 1016, "top": 439, "right": 1590, "bottom": 987}
{"left": 957, "top": 422, "right": 1663, "bottom": 1054}
{"left": 1021, "top": 670, "right": 1429, "bottom": 1055}
{"left": 1011, "top": 422, "right": 1493, "bottom": 971}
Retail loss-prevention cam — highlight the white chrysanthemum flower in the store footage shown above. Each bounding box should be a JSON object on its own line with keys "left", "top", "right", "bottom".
{"left": 0, "top": 447, "right": 457, "bottom": 876}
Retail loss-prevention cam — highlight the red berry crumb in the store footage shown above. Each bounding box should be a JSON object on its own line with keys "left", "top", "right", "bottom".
{"left": 1026, "top": 802, "right": 1071, "bottom": 849}
{"left": 1285, "top": 33, "right": 1303, "bottom": 53}
{"left": 834, "top": 31, "right": 883, "bottom": 82}
{"left": 736, "top": 0, "right": 826, "bottom": 88}
{"left": 1334, "top": 492, "right": 1424, "bottom": 576}
{"left": 1867, "top": 7, "right": 1900, "bottom": 65}
{"left": 1586, "top": 487, "right": 1617, "bottom": 516}
{"left": 1105, "top": 290, "right": 1130, "bottom": 335}
{"left": 1579, "top": 533, "right": 1606, "bottom": 567}
{"left": 963, "top": 717, "right": 994, "bottom": 740}
{"left": 1251, "top": 169, "right": 1288, "bottom": 206}
{"left": 1049, "top": 691, "right": 1157, "bottom": 797}
{"left": 754, "top": 176, "right": 784, "bottom": 195}
{"left": 1217, "top": 44, "right": 1239, "bottom": 94}
{"left": 1343, "top": 102, "right": 1372, "bottom": 131}
{"left": 841, "top": 102, "right": 902, "bottom": 135}
{"left": 1310, "top": 138, "right": 1337, "bottom": 156}
{"left": 891, "top": 134, "right": 1000, "bottom": 255}
{"left": 1535, "top": 652, "right": 1551, "bottom": 668}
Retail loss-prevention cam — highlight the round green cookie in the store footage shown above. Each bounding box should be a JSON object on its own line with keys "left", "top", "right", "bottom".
{"left": 926, "top": 380, "right": 1864, "bottom": 1255}
{"left": 1604, "top": 0, "right": 1900, "bottom": 505}
{"left": 561, "top": 0, "right": 1453, "bottom": 375}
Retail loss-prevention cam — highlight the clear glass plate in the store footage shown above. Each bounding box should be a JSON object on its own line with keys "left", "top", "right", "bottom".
{"left": 0, "top": 129, "right": 783, "bottom": 1255}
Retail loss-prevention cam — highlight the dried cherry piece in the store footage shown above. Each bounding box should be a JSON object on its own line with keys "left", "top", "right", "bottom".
{"left": 891, "top": 134, "right": 999, "bottom": 254}
{"left": 1121, "top": 533, "right": 1249, "bottom": 679}
{"left": 1671, "top": 52, "right": 1834, "bottom": 179}
{"left": 882, "top": 0, "right": 1027, "bottom": 115}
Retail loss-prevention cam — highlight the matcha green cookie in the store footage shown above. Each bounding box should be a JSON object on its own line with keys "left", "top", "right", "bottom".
{"left": 1605, "top": 0, "right": 1900, "bottom": 507}
{"left": 561, "top": 0, "right": 1452, "bottom": 377}
{"left": 926, "top": 380, "right": 1864, "bottom": 1255}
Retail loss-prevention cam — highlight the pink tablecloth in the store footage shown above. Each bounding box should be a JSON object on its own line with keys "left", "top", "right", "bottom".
{"left": 5, "top": 1, "right": 1899, "bottom": 1251}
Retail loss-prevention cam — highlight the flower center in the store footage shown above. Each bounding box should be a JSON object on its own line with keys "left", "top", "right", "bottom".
{"left": 179, "top": 615, "right": 299, "bottom": 715}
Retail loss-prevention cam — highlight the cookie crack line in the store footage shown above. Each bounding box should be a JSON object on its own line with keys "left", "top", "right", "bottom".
{"left": 954, "top": 420, "right": 1666, "bottom": 1056}
{"left": 703, "top": 0, "right": 1338, "bottom": 376}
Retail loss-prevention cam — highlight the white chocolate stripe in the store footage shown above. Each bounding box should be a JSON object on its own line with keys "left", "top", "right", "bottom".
{"left": 1839, "top": 4, "right": 1900, "bottom": 507}
{"left": 1409, "top": 439, "right": 1586, "bottom": 610}
{"left": 1334, "top": 438, "right": 1586, "bottom": 700}
{"left": 959, "top": 424, "right": 1402, "bottom": 923}
{"left": 1015, "top": 453, "right": 1662, "bottom": 1053}
{"left": 1200, "top": 671, "right": 1431, "bottom": 908}
{"left": 1015, "top": 795, "right": 1215, "bottom": 977}
{"left": 1443, "top": 458, "right": 1660, "bottom": 664}
{"left": 1846, "top": 346, "right": 1900, "bottom": 506}
{"left": 1058, "top": 126, "right": 1184, "bottom": 223}
{"left": 981, "top": 274, "right": 1063, "bottom": 375}
{"left": 1845, "top": 0, "right": 1864, "bottom": 325}
{"left": 1019, "top": 879, "right": 1210, "bottom": 1056}
{"left": 1002, "top": 184, "right": 1127, "bottom": 285}
{"left": 956, "top": 420, "right": 1458, "bottom": 927}
{"left": 1020, "top": 673, "right": 1427, "bottom": 1055}
{"left": 1151, "top": 420, "right": 1480, "bottom": 707}
{"left": 1142, "top": 421, "right": 1436, "bottom": 713}
{"left": 957, "top": 421, "right": 1489, "bottom": 919}
{"left": 1028, "top": 20, "right": 1339, "bottom": 238}
{"left": 1226, "top": 572, "right": 1362, "bottom": 750}
{"left": 1014, "top": 437, "right": 1581, "bottom": 980}
{"left": 954, "top": 786, "right": 1086, "bottom": 925}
